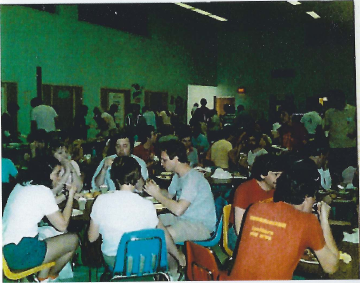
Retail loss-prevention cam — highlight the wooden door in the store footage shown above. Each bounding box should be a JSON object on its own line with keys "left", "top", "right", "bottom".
{"left": 214, "top": 97, "right": 235, "bottom": 116}
{"left": 145, "top": 91, "right": 168, "bottom": 112}
{"left": 1, "top": 82, "right": 18, "bottom": 131}
{"left": 42, "top": 84, "right": 82, "bottom": 131}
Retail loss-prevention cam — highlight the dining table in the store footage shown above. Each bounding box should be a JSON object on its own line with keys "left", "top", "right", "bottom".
{"left": 294, "top": 187, "right": 359, "bottom": 280}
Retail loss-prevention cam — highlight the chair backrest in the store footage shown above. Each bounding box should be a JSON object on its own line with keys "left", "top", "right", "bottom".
{"left": 112, "top": 229, "right": 168, "bottom": 277}
{"left": 222, "top": 204, "right": 233, "bottom": 257}
{"left": 3, "top": 256, "right": 56, "bottom": 281}
{"left": 185, "top": 241, "right": 220, "bottom": 281}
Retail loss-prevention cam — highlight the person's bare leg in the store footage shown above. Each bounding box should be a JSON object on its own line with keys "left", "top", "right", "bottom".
{"left": 37, "top": 233, "right": 79, "bottom": 279}
{"left": 157, "top": 220, "right": 186, "bottom": 267}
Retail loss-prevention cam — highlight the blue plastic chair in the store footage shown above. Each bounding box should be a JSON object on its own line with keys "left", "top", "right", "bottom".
{"left": 176, "top": 196, "right": 227, "bottom": 247}
{"left": 175, "top": 216, "right": 223, "bottom": 247}
{"left": 108, "top": 229, "right": 170, "bottom": 281}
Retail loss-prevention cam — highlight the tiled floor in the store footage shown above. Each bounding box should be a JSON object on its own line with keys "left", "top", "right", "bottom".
{"left": 3, "top": 245, "right": 230, "bottom": 282}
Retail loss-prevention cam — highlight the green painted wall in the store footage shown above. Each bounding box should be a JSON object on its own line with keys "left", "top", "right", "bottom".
{"left": 1, "top": 5, "right": 217, "bottom": 136}
{"left": 216, "top": 23, "right": 356, "bottom": 120}
{"left": 1, "top": 4, "right": 356, "bottom": 136}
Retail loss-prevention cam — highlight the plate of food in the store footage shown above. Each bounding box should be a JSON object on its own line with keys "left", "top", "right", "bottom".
{"left": 72, "top": 209, "right": 84, "bottom": 217}
{"left": 300, "top": 249, "right": 319, "bottom": 264}
{"left": 161, "top": 171, "right": 173, "bottom": 176}
{"left": 154, "top": 203, "right": 165, "bottom": 210}
{"left": 145, "top": 196, "right": 159, "bottom": 204}
{"left": 156, "top": 175, "right": 172, "bottom": 180}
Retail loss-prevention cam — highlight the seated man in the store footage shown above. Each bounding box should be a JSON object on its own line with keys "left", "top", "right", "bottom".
{"left": 205, "top": 126, "right": 233, "bottom": 169}
{"left": 133, "top": 125, "right": 157, "bottom": 166}
{"left": 144, "top": 140, "right": 216, "bottom": 243}
{"left": 227, "top": 158, "right": 339, "bottom": 280}
{"left": 91, "top": 130, "right": 148, "bottom": 191}
{"left": 88, "top": 156, "right": 185, "bottom": 275}
{"left": 228, "top": 154, "right": 284, "bottom": 250}
{"left": 178, "top": 126, "right": 199, "bottom": 168}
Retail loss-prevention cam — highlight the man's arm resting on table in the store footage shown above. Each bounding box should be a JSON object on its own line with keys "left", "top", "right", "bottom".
{"left": 234, "top": 206, "right": 246, "bottom": 235}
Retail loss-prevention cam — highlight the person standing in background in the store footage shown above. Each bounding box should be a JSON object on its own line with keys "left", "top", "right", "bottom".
{"left": 323, "top": 89, "right": 357, "bottom": 184}
{"left": 142, "top": 106, "right": 157, "bottom": 130}
{"left": 31, "top": 97, "right": 58, "bottom": 133}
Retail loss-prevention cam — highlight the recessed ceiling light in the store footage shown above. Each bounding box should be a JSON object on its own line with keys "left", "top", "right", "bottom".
{"left": 306, "top": 11, "right": 321, "bottom": 19}
{"left": 174, "top": 2, "right": 228, "bottom": 22}
{"left": 287, "top": 1, "right": 301, "bottom": 5}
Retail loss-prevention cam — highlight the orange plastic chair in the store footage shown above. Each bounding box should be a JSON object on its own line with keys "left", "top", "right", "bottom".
{"left": 222, "top": 204, "right": 233, "bottom": 257}
{"left": 3, "top": 255, "right": 56, "bottom": 281}
{"left": 185, "top": 241, "right": 226, "bottom": 281}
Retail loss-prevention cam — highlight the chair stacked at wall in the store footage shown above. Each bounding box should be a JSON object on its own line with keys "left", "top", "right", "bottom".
{"left": 107, "top": 229, "right": 170, "bottom": 281}
{"left": 222, "top": 204, "right": 233, "bottom": 257}
{"left": 3, "top": 255, "right": 56, "bottom": 282}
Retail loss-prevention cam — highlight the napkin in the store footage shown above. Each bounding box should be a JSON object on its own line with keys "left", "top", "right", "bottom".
{"left": 343, "top": 228, "right": 359, "bottom": 244}
{"left": 211, "top": 168, "right": 232, "bottom": 179}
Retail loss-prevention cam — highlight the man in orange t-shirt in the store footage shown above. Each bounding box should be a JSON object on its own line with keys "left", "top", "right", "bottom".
{"left": 224, "top": 159, "right": 339, "bottom": 280}
{"left": 228, "top": 154, "right": 284, "bottom": 250}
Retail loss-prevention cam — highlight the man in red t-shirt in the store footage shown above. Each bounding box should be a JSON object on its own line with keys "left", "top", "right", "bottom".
{"left": 133, "top": 125, "right": 157, "bottom": 165}
{"left": 228, "top": 154, "right": 284, "bottom": 250}
{"left": 224, "top": 159, "right": 339, "bottom": 280}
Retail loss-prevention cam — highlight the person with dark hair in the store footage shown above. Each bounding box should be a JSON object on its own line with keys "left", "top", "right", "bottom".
{"left": 92, "top": 129, "right": 148, "bottom": 191}
{"left": 190, "top": 98, "right": 210, "bottom": 134}
{"left": 31, "top": 98, "right": 58, "bottom": 133}
{"left": 88, "top": 156, "right": 186, "bottom": 276}
{"left": 142, "top": 106, "right": 157, "bottom": 130}
{"left": 277, "top": 105, "right": 308, "bottom": 151}
{"left": 3, "top": 156, "right": 79, "bottom": 282}
{"left": 191, "top": 122, "right": 210, "bottom": 162}
{"left": 101, "top": 104, "right": 118, "bottom": 136}
{"left": 27, "top": 129, "right": 50, "bottom": 159}
{"left": 158, "top": 124, "right": 178, "bottom": 143}
{"left": 73, "top": 104, "right": 89, "bottom": 140}
{"left": 2, "top": 102, "right": 21, "bottom": 143}
{"left": 48, "top": 140, "right": 83, "bottom": 198}
{"left": 228, "top": 154, "right": 284, "bottom": 250}
{"left": 207, "top": 109, "right": 221, "bottom": 143}
{"left": 178, "top": 126, "right": 198, "bottom": 167}
{"left": 133, "top": 125, "right": 157, "bottom": 165}
{"left": 323, "top": 89, "right": 357, "bottom": 184}
{"left": 221, "top": 104, "right": 236, "bottom": 127}
{"left": 230, "top": 158, "right": 339, "bottom": 279}
{"left": 144, "top": 140, "right": 216, "bottom": 243}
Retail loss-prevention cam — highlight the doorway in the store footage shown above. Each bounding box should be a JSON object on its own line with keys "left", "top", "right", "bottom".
{"left": 187, "top": 85, "right": 216, "bottom": 124}
{"left": 42, "top": 84, "right": 82, "bottom": 132}
{"left": 145, "top": 91, "right": 168, "bottom": 112}
{"left": 214, "top": 97, "right": 235, "bottom": 116}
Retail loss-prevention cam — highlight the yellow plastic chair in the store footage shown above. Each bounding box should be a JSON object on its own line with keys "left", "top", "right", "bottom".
{"left": 3, "top": 255, "right": 56, "bottom": 281}
{"left": 222, "top": 204, "right": 233, "bottom": 257}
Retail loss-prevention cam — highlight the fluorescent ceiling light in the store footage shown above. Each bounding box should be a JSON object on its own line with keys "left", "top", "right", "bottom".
{"left": 306, "top": 11, "right": 321, "bottom": 19}
{"left": 193, "top": 8, "right": 211, "bottom": 16}
{"left": 174, "top": 2, "right": 228, "bottom": 22}
{"left": 174, "top": 2, "right": 194, "bottom": 9}
{"left": 208, "top": 14, "right": 228, "bottom": 22}
{"left": 287, "top": 1, "right": 301, "bottom": 5}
